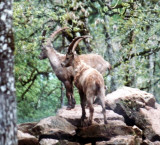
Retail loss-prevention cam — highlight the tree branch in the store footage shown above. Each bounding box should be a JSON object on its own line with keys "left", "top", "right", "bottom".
{"left": 113, "top": 47, "right": 160, "bottom": 68}
{"left": 18, "top": 69, "right": 52, "bottom": 102}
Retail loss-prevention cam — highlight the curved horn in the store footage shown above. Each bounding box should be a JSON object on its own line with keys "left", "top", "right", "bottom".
{"left": 72, "top": 36, "right": 91, "bottom": 52}
{"left": 46, "top": 27, "right": 69, "bottom": 46}
{"left": 40, "top": 30, "right": 47, "bottom": 49}
{"left": 67, "top": 36, "right": 91, "bottom": 54}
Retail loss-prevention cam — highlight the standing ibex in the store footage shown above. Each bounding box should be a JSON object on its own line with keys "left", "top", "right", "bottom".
{"left": 39, "top": 27, "right": 111, "bottom": 110}
{"left": 61, "top": 36, "right": 108, "bottom": 125}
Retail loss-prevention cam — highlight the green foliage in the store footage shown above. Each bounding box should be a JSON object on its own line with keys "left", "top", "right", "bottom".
{"left": 14, "top": 0, "right": 160, "bottom": 123}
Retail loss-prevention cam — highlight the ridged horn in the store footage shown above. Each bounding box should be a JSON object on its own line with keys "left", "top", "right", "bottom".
{"left": 67, "top": 36, "right": 91, "bottom": 54}
{"left": 46, "top": 27, "right": 69, "bottom": 47}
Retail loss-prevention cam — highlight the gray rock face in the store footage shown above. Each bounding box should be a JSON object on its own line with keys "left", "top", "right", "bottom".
{"left": 32, "top": 116, "right": 76, "bottom": 135}
{"left": 57, "top": 104, "right": 124, "bottom": 126}
{"left": 96, "top": 135, "right": 142, "bottom": 145}
{"left": 105, "top": 87, "right": 160, "bottom": 141}
{"left": 18, "top": 122, "right": 37, "bottom": 135}
{"left": 17, "top": 130, "right": 38, "bottom": 145}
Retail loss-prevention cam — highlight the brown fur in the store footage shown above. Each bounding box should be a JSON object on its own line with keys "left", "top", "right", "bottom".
{"left": 62, "top": 53, "right": 108, "bottom": 126}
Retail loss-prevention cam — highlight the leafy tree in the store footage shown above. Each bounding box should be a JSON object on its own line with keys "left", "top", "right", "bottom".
{"left": 14, "top": 0, "right": 160, "bottom": 123}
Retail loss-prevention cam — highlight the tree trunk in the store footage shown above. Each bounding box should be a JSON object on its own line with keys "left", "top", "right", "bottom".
{"left": 149, "top": 53, "right": 155, "bottom": 94}
{"left": 0, "top": 0, "right": 17, "bottom": 144}
{"left": 104, "top": 16, "right": 116, "bottom": 92}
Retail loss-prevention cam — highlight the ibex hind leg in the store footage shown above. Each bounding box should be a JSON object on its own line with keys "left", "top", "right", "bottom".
{"left": 80, "top": 92, "right": 87, "bottom": 127}
{"left": 87, "top": 98, "right": 94, "bottom": 126}
{"left": 98, "top": 91, "right": 108, "bottom": 124}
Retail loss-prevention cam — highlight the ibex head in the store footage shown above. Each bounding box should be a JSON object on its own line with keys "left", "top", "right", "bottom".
{"left": 61, "top": 36, "right": 91, "bottom": 67}
{"left": 39, "top": 27, "right": 69, "bottom": 60}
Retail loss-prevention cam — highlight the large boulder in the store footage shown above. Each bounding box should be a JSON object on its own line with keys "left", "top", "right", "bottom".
{"left": 38, "top": 104, "right": 142, "bottom": 144}
{"left": 38, "top": 123, "right": 142, "bottom": 144}
{"left": 57, "top": 104, "right": 124, "bottom": 127}
{"left": 105, "top": 87, "right": 160, "bottom": 141}
{"left": 18, "top": 122, "right": 37, "bottom": 135}
{"left": 32, "top": 116, "right": 76, "bottom": 136}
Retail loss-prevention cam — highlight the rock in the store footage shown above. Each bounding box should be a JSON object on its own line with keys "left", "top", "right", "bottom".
{"left": 140, "top": 103, "right": 160, "bottom": 141}
{"left": 39, "top": 139, "right": 58, "bottom": 145}
{"left": 32, "top": 116, "right": 76, "bottom": 136}
{"left": 96, "top": 135, "right": 142, "bottom": 145}
{"left": 105, "top": 87, "right": 160, "bottom": 141}
{"left": 57, "top": 140, "right": 80, "bottom": 145}
{"left": 18, "top": 122, "right": 37, "bottom": 135}
{"left": 132, "top": 125, "right": 142, "bottom": 138}
{"left": 76, "top": 124, "right": 134, "bottom": 139}
{"left": 18, "top": 138, "right": 38, "bottom": 145}
{"left": 39, "top": 122, "right": 140, "bottom": 144}
{"left": 57, "top": 104, "right": 124, "bottom": 127}
{"left": 105, "top": 87, "right": 155, "bottom": 110}
{"left": 142, "top": 139, "right": 160, "bottom": 145}
{"left": 17, "top": 130, "right": 36, "bottom": 140}
{"left": 40, "top": 139, "right": 80, "bottom": 145}
{"left": 17, "top": 130, "right": 38, "bottom": 145}
{"left": 38, "top": 104, "right": 142, "bottom": 144}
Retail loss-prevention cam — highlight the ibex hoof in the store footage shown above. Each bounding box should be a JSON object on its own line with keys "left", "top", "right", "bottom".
{"left": 80, "top": 118, "right": 92, "bottom": 127}
{"left": 66, "top": 105, "right": 75, "bottom": 110}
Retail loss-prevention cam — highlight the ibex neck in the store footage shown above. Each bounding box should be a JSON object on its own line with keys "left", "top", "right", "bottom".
{"left": 46, "top": 47, "right": 65, "bottom": 70}
{"left": 73, "top": 56, "right": 89, "bottom": 75}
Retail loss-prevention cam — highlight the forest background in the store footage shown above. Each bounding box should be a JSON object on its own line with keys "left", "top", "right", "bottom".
{"left": 14, "top": 0, "right": 160, "bottom": 123}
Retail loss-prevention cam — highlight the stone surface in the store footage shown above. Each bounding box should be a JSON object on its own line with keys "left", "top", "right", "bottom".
{"left": 17, "top": 130, "right": 36, "bottom": 140}
{"left": 142, "top": 139, "right": 160, "bottom": 145}
{"left": 96, "top": 135, "right": 142, "bottom": 145}
{"left": 140, "top": 103, "right": 160, "bottom": 141}
{"left": 57, "top": 104, "right": 124, "bottom": 127}
{"left": 105, "top": 86, "right": 155, "bottom": 110}
{"left": 18, "top": 122, "right": 37, "bottom": 135}
{"left": 18, "top": 138, "right": 38, "bottom": 145}
{"left": 76, "top": 124, "right": 134, "bottom": 139}
{"left": 105, "top": 87, "right": 160, "bottom": 141}
{"left": 17, "top": 130, "right": 38, "bottom": 145}
{"left": 32, "top": 116, "right": 76, "bottom": 136}
{"left": 39, "top": 123, "right": 140, "bottom": 144}
{"left": 39, "top": 104, "right": 140, "bottom": 144}
{"left": 39, "top": 139, "right": 58, "bottom": 145}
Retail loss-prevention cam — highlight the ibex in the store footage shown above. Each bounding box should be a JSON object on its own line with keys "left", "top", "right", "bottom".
{"left": 39, "top": 27, "right": 111, "bottom": 110}
{"left": 61, "top": 36, "right": 108, "bottom": 125}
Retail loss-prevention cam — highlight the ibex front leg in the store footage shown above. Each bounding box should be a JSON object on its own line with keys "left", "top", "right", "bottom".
{"left": 64, "top": 81, "right": 76, "bottom": 110}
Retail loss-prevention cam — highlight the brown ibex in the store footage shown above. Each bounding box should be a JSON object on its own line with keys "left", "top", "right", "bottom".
{"left": 39, "top": 27, "right": 111, "bottom": 110}
{"left": 61, "top": 36, "right": 108, "bottom": 125}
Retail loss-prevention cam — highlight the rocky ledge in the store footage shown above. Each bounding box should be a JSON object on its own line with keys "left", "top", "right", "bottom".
{"left": 18, "top": 87, "right": 160, "bottom": 145}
